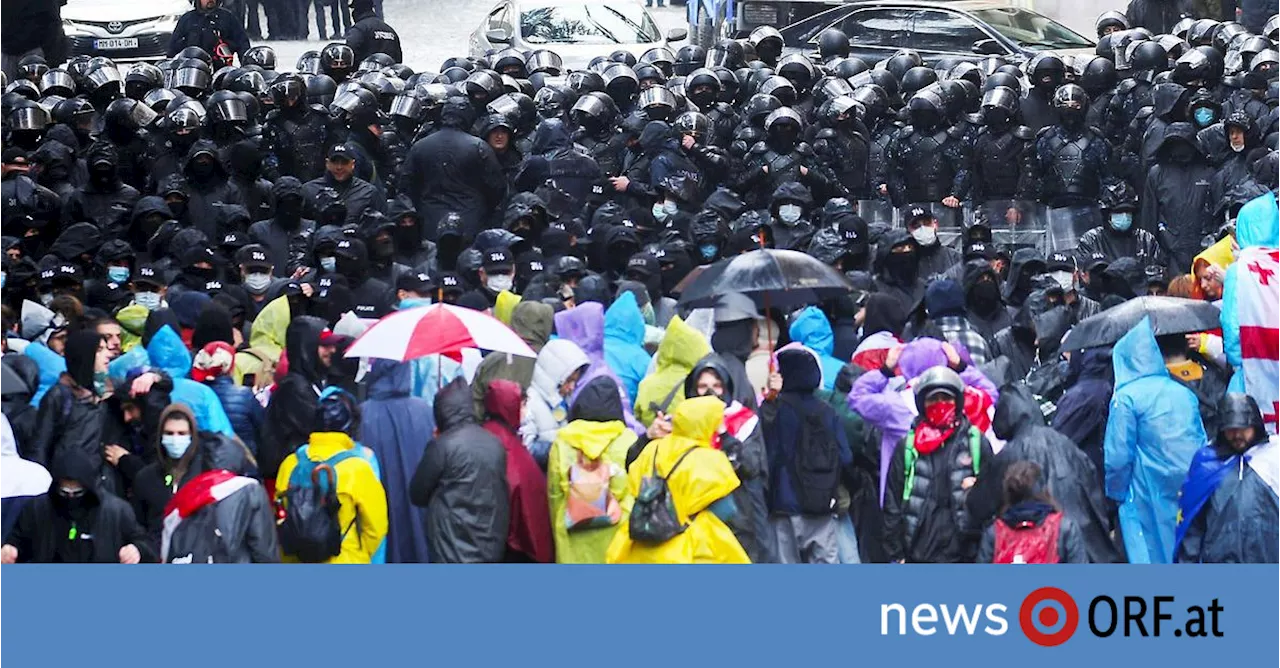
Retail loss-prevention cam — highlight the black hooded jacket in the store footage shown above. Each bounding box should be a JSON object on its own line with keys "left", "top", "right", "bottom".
{"left": 62, "top": 142, "right": 141, "bottom": 239}
{"left": 403, "top": 98, "right": 507, "bottom": 242}
{"left": 248, "top": 177, "right": 316, "bottom": 276}
{"left": 872, "top": 229, "right": 926, "bottom": 311}
{"left": 260, "top": 316, "right": 327, "bottom": 479}
{"left": 708, "top": 319, "right": 759, "bottom": 411}
{"left": 2, "top": 355, "right": 41, "bottom": 456}
{"left": 1139, "top": 123, "right": 1215, "bottom": 269}
{"left": 182, "top": 139, "right": 245, "bottom": 240}
{"left": 345, "top": 8, "right": 403, "bottom": 63}
{"left": 3, "top": 453, "right": 155, "bottom": 563}
{"left": 514, "top": 119, "right": 605, "bottom": 208}
{"left": 962, "top": 260, "right": 1012, "bottom": 345}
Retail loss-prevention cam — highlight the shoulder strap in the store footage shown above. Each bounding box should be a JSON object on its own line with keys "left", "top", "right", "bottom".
{"left": 902, "top": 431, "right": 918, "bottom": 503}
{"left": 658, "top": 382, "right": 682, "bottom": 414}
{"left": 968, "top": 427, "right": 982, "bottom": 477}
{"left": 663, "top": 445, "right": 698, "bottom": 481}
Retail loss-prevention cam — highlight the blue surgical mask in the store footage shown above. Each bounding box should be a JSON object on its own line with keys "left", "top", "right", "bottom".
{"left": 778, "top": 204, "right": 803, "bottom": 224}
{"left": 107, "top": 266, "right": 131, "bottom": 283}
{"left": 651, "top": 202, "right": 670, "bottom": 222}
{"left": 1192, "top": 107, "right": 1215, "bottom": 127}
{"left": 1109, "top": 212, "right": 1133, "bottom": 232}
{"left": 134, "top": 291, "right": 162, "bottom": 311}
{"left": 162, "top": 434, "right": 192, "bottom": 459}
{"left": 398, "top": 297, "right": 433, "bottom": 310}
{"left": 699, "top": 243, "right": 718, "bottom": 260}
{"left": 319, "top": 256, "right": 337, "bottom": 272}
{"left": 243, "top": 272, "right": 272, "bottom": 294}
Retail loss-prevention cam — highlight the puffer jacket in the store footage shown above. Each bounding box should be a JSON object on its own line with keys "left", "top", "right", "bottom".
{"left": 526, "top": 339, "right": 591, "bottom": 465}
{"left": 206, "top": 375, "right": 264, "bottom": 457}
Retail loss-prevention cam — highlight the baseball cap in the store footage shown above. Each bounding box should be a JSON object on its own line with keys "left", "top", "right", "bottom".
{"left": 327, "top": 143, "right": 355, "bottom": 161}
{"left": 1045, "top": 251, "right": 1075, "bottom": 273}
{"left": 43, "top": 263, "right": 83, "bottom": 286}
{"left": 396, "top": 270, "right": 436, "bottom": 294}
{"left": 904, "top": 206, "right": 934, "bottom": 224}
{"left": 1082, "top": 251, "right": 1110, "bottom": 271}
{"left": 438, "top": 271, "right": 465, "bottom": 296}
{"left": 482, "top": 248, "right": 513, "bottom": 272}
{"left": 624, "top": 252, "right": 658, "bottom": 280}
{"left": 235, "top": 244, "right": 273, "bottom": 271}
{"left": 964, "top": 242, "right": 998, "bottom": 262}
{"left": 135, "top": 264, "right": 163, "bottom": 288}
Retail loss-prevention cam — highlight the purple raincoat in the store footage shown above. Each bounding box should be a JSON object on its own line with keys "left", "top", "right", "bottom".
{"left": 554, "top": 303, "right": 644, "bottom": 435}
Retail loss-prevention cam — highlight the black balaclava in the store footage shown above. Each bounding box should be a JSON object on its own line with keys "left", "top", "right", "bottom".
{"left": 883, "top": 248, "right": 919, "bottom": 285}
{"left": 64, "top": 329, "right": 103, "bottom": 390}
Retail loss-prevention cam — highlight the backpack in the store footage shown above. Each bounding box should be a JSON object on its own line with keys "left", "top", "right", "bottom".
{"left": 278, "top": 446, "right": 362, "bottom": 562}
{"left": 778, "top": 396, "right": 841, "bottom": 515}
{"left": 902, "top": 427, "right": 982, "bottom": 502}
{"left": 564, "top": 450, "right": 622, "bottom": 532}
{"left": 992, "top": 511, "right": 1063, "bottom": 564}
{"left": 629, "top": 443, "right": 697, "bottom": 544}
{"left": 165, "top": 504, "right": 228, "bottom": 564}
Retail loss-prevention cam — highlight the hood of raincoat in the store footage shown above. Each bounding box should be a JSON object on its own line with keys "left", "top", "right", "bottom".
{"left": 284, "top": 315, "right": 327, "bottom": 385}
{"left": 501, "top": 192, "right": 548, "bottom": 233}
{"left": 483, "top": 377, "right": 524, "bottom": 429}
{"left": 703, "top": 187, "right": 746, "bottom": 222}
{"left": 568, "top": 375, "right": 625, "bottom": 424}
{"left": 531, "top": 118, "right": 574, "bottom": 157}
{"left": 1154, "top": 122, "right": 1201, "bottom": 161}
{"left": 1235, "top": 191, "right": 1280, "bottom": 249}
{"left": 655, "top": 315, "right": 712, "bottom": 371}
{"left": 711, "top": 316, "right": 755, "bottom": 361}
{"left": 2, "top": 355, "right": 40, "bottom": 401}
{"left": 272, "top": 175, "right": 304, "bottom": 201}
{"left": 639, "top": 120, "right": 677, "bottom": 156}
{"left": 1004, "top": 248, "right": 1046, "bottom": 300}
{"left": 1064, "top": 346, "right": 1112, "bottom": 387}
{"left": 217, "top": 204, "right": 251, "bottom": 235}
{"left": 898, "top": 337, "right": 950, "bottom": 381}
{"left": 683, "top": 354, "right": 737, "bottom": 402}
{"left": 992, "top": 382, "right": 1045, "bottom": 440}
{"left": 50, "top": 450, "right": 102, "bottom": 504}
{"left": 367, "top": 359, "right": 413, "bottom": 401}
{"left": 864, "top": 292, "right": 907, "bottom": 338}
{"left": 86, "top": 141, "right": 120, "bottom": 181}
{"left": 434, "top": 376, "right": 475, "bottom": 431}
{"left": 671, "top": 394, "right": 726, "bottom": 443}
{"left": 132, "top": 195, "right": 172, "bottom": 225}
{"left": 555, "top": 302, "right": 605, "bottom": 357}
{"left": 1151, "top": 82, "right": 1188, "bottom": 120}
{"left": 777, "top": 344, "right": 822, "bottom": 392}
{"left": 604, "top": 291, "right": 645, "bottom": 346}
{"left": 31, "top": 140, "right": 75, "bottom": 181}
{"left": 925, "top": 278, "right": 967, "bottom": 318}
{"left": 770, "top": 181, "right": 814, "bottom": 211}
{"left": 64, "top": 329, "right": 103, "bottom": 390}
{"left": 532, "top": 338, "right": 590, "bottom": 402}
{"left": 145, "top": 324, "right": 192, "bottom": 378}
{"left": 509, "top": 301, "right": 554, "bottom": 351}
{"left": 788, "top": 306, "right": 835, "bottom": 357}
{"left": 249, "top": 295, "right": 290, "bottom": 358}
{"left": 1112, "top": 317, "right": 1166, "bottom": 388}
{"left": 226, "top": 140, "right": 263, "bottom": 181}
{"left": 49, "top": 222, "right": 103, "bottom": 262}
{"left": 201, "top": 430, "right": 255, "bottom": 476}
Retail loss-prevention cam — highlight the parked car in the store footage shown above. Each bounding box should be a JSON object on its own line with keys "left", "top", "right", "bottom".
{"left": 469, "top": 0, "right": 688, "bottom": 71}
{"left": 779, "top": 0, "right": 1095, "bottom": 65}
{"left": 61, "top": 0, "right": 189, "bottom": 62}
{"left": 687, "top": 0, "right": 851, "bottom": 47}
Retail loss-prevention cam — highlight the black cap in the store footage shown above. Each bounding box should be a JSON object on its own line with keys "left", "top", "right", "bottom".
{"left": 482, "top": 248, "right": 513, "bottom": 271}
{"left": 625, "top": 252, "right": 659, "bottom": 280}
{"left": 220, "top": 231, "right": 249, "bottom": 251}
{"left": 438, "top": 271, "right": 465, "bottom": 295}
{"left": 437, "top": 211, "right": 463, "bottom": 241}
{"left": 41, "top": 263, "right": 83, "bottom": 285}
{"left": 1045, "top": 251, "right": 1075, "bottom": 273}
{"left": 964, "top": 242, "right": 997, "bottom": 262}
{"left": 135, "top": 264, "right": 163, "bottom": 287}
{"left": 236, "top": 244, "right": 273, "bottom": 271}
{"left": 905, "top": 205, "right": 933, "bottom": 223}
{"left": 396, "top": 270, "right": 436, "bottom": 293}
{"left": 1082, "top": 251, "right": 1110, "bottom": 271}
{"left": 327, "top": 143, "right": 355, "bottom": 161}
{"left": 838, "top": 214, "right": 869, "bottom": 252}
{"left": 3, "top": 148, "right": 29, "bottom": 164}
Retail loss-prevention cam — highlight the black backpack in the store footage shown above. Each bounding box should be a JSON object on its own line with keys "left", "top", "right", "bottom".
{"left": 629, "top": 443, "right": 697, "bottom": 544}
{"left": 778, "top": 396, "right": 840, "bottom": 515}
{"left": 165, "top": 504, "right": 228, "bottom": 564}
{"left": 278, "top": 447, "right": 361, "bottom": 562}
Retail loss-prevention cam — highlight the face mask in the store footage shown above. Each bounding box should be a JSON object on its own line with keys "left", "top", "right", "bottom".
{"left": 93, "top": 370, "right": 109, "bottom": 397}
{"left": 1109, "top": 212, "right": 1133, "bottom": 232}
{"left": 243, "top": 272, "right": 272, "bottom": 294}
{"left": 393, "top": 226, "right": 419, "bottom": 252}
{"left": 168, "top": 200, "right": 188, "bottom": 219}
{"left": 162, "top": 434, "right": 192, "bottom": 459}
{"left": 968, "top": 281, "right": 1002, "bottom": 314}
{"left": 90, "top": 165, "right": 114, "bottom": 186}
{"left": 699, "top": 243, "right": 718, "bottom": 261}
{"left": 1193, "top": 107, "right": 1215, "bottom": 126}
{"left": 107, "top": 266, "right": 131, "bottom": 283}
{"left": 1050, "top": 270, "right": 1075, "bottom": 292}
{"left": 39, "top": 292, "right": 54, "bottom": 307}
{"left": 135, "top": 291, "right": 162, "bottom": 310}
{"left": 372, "top": 238, "right": 394, "bottom": 259}
{"left": 190, "top": 159, "right": 216, "bottom": 179}
{"left": 1230, "top": 136, "right": 1246, "bottom": 153}
{"left": 398, "top": 297, "right": 433, "bottom": 310}
{"left": 277, "top": 198, "right": 304, "bottom": 223}
{"left": 911, "top": 225, "right": 938, "bottom": 247}
{"left": 319, "top": 256, "right": 337, "bottom": 272}
{"left": 651, "top": 202, "right": 670, "bottom": 222}
{"left": 55, "top": 486, "right": 87, "bottom": 513}
{"left": 884, "top": 252, "right": 918, "bottom": 282}
{"left": 486, "top": 273, "right": 514, "bottom": 293}
{"left": 924, "top": 401, "right": 958, "bottom": 428}
{"left": 778, "top": 204, "right": 803, "bottom": 224}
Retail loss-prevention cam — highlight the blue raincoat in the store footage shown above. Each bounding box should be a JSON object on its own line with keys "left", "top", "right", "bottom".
{"left": 603, "top": 292, "right": 652, "bottom": 403}
{"left": 144, "top": 326, "right": 235, "bottom": 437}
{"left": 1104, "top": 318, "right": 1207, "bottom": 563}
{"left": 1221, "top": 191, "right": 1279, "bottom": 396}
{"left": 360, "top": 360, "right": 434, "bottom": 564}
{"left": 23, "top": 341, "right": 65, "bottom": 406}
{"left": 788, "top": 307, "right": 843, "bottom": 391}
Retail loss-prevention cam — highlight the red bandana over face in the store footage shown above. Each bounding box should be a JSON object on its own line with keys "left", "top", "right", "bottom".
{"left": 915, "top": 402, "right": 958, "bottom": 454}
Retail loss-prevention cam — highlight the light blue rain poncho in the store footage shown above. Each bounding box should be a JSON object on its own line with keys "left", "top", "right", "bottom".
{"left": 603, "top": 291, "right": 653, "bottom": 404}
{"left": 1104, "top": 317, "right": 1208, "bottom": 563}
{"left": 788, "top": 306, "right": 844, "bottom": 391}
{"left": 109, "top": 325, "right": 236, "bottom": 438}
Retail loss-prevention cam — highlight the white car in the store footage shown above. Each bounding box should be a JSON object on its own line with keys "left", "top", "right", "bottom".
{"left": 62, "top": 0, "right": 190, "bottom": 62}
{"left": 469, "top": 0, "right": 688, "bottom": 72}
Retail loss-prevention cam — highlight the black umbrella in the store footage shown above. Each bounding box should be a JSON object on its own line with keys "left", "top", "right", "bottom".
{"left": 677, "top": 248, "right": 854, "bottom": 310}
{"left": 1061, "top": 296, "right": 1221, "bottom": 350}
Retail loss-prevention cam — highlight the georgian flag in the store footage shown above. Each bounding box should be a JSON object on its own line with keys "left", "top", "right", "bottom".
{"left": 1232, "top": 247, "right": 1280, "bottom": 434}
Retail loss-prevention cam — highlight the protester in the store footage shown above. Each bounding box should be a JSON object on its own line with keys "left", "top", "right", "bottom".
{"left": 976, "top": 461, "right": 1089, "bottom": 564}
{"left": 483, "top": 379, "right": 555, "bottom": 563}
{"left": 360, "top": 359, "right": 433, "bottom": 564}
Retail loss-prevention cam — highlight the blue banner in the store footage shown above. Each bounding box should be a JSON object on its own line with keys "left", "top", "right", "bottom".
{"left": 4, "top": 565, "right": 1276, "bottom": 666}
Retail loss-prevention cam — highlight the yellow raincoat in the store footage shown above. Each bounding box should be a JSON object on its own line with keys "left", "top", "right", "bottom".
{"left": 633, "top": 315, "right": 711, "bottom": 427}
{"left": 493, "top": 290, "right": 522, "bottom": 325}
{"left": 547, "top": 419, "right": 636, "bottom": 563}
{"left": 275, "top": 431, "right": 388, "bottom": 564}
{"left": 115, "top": 304, "right": 150, "bottom": 353}
{"left": 1191, "top": 235, "right": 1236, "bottom": 297}
{"left": 234, "top": 295, "right": 289, "bottom": 385}
{"left": 607, "top": 396, "right": 749, "bottom": 564}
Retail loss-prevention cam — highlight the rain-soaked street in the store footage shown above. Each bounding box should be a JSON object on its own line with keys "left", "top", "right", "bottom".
{"left": 264, "top": 0, "right": 689, "bottom": 72}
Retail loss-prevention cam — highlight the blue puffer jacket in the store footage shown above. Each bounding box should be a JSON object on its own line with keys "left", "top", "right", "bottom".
{"left": 207, "top": 375, "right": 264, "bottom": 457}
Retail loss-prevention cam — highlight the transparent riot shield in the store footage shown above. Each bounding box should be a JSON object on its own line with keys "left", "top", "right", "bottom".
{"left": 976, "top": 199, "right": 1045, "bottom": 252}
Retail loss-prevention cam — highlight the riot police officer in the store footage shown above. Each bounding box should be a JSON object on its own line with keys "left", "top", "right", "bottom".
{"left": 1033, "top": 84, "right": 1113, "bottom": 253}
{"left": 886, "top": 87, "right": 970, "bottom": 229}
{"left": 970, "top": 86, "right": 1035, "bottom": 231}
{"left": 345, "top": 0, "right": 402, "bottom": 64}
{"left": 263, "top": 73, "right": 329, "bottom": 182}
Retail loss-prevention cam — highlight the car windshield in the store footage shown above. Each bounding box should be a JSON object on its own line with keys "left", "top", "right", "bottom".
{"left": 521, "top": 3, "right": 660, "bottom": 45}
{"left": 970, "top": 7, "right": 1093, "bottom": 50}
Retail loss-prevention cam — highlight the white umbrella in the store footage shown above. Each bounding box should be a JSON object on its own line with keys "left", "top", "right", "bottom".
{"left": 344, "top": 303, "right": 536, "bottom": 361}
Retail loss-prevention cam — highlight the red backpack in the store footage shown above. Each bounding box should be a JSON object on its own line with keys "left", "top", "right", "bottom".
{"left": 992, "top": 511, "right": 1062, "bottom": 564}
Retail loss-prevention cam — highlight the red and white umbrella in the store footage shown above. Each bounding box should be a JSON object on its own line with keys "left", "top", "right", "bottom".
{"left": 344, "top": 303, "right": 536, "bottom": 361}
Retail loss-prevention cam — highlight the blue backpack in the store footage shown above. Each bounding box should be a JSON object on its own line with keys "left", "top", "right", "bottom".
{"left": 278, "top": 446, "right": 362, "bottom": 562}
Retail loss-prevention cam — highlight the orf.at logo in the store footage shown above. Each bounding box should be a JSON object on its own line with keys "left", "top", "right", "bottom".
{"left": 1020, "top": 587, "right": 1079, "bottom": 646}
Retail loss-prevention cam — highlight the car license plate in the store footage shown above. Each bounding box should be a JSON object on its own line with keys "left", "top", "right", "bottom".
{"left": 94, "top": 38, "right": 138, "bottom": 50}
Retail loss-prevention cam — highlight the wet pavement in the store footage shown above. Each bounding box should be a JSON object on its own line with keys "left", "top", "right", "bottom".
{"left": 262, "top": 0, "right": 688, "bottom": 72}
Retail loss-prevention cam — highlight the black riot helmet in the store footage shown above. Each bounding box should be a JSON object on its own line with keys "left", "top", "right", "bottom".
{"left": 907, "top": 88, "right": 945, "bottom": 131}
{"left": 104, "top": 97, "right": 158, "bottom": 131}
{"left": 819, "top": 28, "right": 851, "bottom": 60}
{"left": 493, "top": 49, "right": 528, "bottom": 78}
{"left": 6, "top": 79, "right": 40, "bottom": 101}
{"left": 1172, "top": 48, "right": 1214, "bottom": 87}
{"left": 307, "top": 74, "right": 338, "bottom": 106}
{"left": 87, "top": 64, "right": 124, "bottom": 99}
{"left": 1130, "top": 40, "right": 1169, "bottom": 74}
{"left": 321, "top": 43, "right": 357, "bottom": 81}
{"left": 533, "top": 84, "right": 575, "bottom": 119}
{"left": 173, "top": 64, "right": 212, "bottom": 96}
{"left": 640, "top": 47, "right": 677, "bottom": 78}
{"left": 329, "top": 84, "right": 378, "bottom": 126}
{"left": 526, "top": 49, "right": 563, "bottom": 76}
{"left": 228, "top": 69, "right": 267, "bottom": 96}
{"left": 207, "top": 90, "right": 249, "bottom": 125}
{"left": 685, "top": 68, "right": 721, "bottom": 109}
{"left": 463, "top": 70, "right": 503, "bottom": 106}
{"left": 708, "top": 39, "right": 745, "bottom": 69}
{"left": 1187, "top": 19, "right": 1222, "bottom": 47}
{"left": 143, "top": 87, "right": 177, "bottom": 113}
{"left": 1052, "top": 83, "right": 1089, "bottom": 127}
{"left": 487, "top": 91, "right": 536, "bottom": 131}
{"left": 1029, "top": 54, "right": 1066, "bottom": 91}
{"left": 1265, "top": 14, "right": 1279, "bottom": 41}
{"left": 1095, "top": 10, "right": 1129, "bottom": 37}
{"left": 851, "top": 68, "right": 900, "bottom": 105}
{"left": 757, "top": 75, "right": 796, "bottom": 106}
{"left": 271, "top": 73, "right": 305, "bottom": 109}
{"left": 813, "top": 76, "right": 853, "bottom": 106}
{"left": 831, "top": 56, "right": 869, "bottom": 80}
{"left": 570, "top": 91, "right": 615, "bottom": 132}
{"left": 16, "top": 55, "right": 48, "bottom": 82}
{"left": 297, "top": 50, "right": 322, "bottom": 75}
{"left": 1157, "top": 34, "right": 1191, "bottom": 61}
{"left": 777, "top": 54, "right": 816, "bottom": 92}
{"left": 39, "top": 70, "right": 75, "bottom": 99}
{"left": 900, "top": 66, "right": 937, "bottom": 97}
{"left": 634, "top": 63, "right": 666, "bottom": 88}
{"left": 764, "top": 106, "right": 803, "bottom": 145}
{"left": 566, "top": 69, "right": 605, "bottom": 96}
{"left": 980, "top": 85, "right": 1019, "bottom": 131}
{"left": 603, "top": 63, "right": 639, "bottom": 104}
{"left": 947, "top": 61, "right": 983, "bottom": 87}
{"left": 8, "top": 102, "right": 51, "bottom": 131}
{"left": 124, "top": 63, "right": 163, "bottom": 99}
{"left": 637, "top": 86, "right": 677, "bottom": 121}
{"left": 744, "top": 92, "right": 782, "bottom": 124}
{"left": 850, "top": 84, "right": 888, "bottom": 121}
{"left": 1248, "top": 49, "right": 1279, "bottom": 89}
{"left": 712, "top": 66, "right": 739, "bottom": 103}
{"left": 673, "top": 110, "right": 711, "bottom": 142}
{"left": 179, "top": 46, "right": 212, "bottom": 66}
{"left": 166, "top": 105, "right": 204, "bottom": 135}
{"left": 674, "top": 45, "right": 706, "bottom": 77}
{"left": 359, "top": 53, "right": 396, "bottom": 73}
{"left": 609, "top": 50, "right": 637, "bottom": 67}
{"left": 244, "top": 46, "right": 277, "bottom": 70}
{"left": 982, "top": 70, "right": 1021, "bottom": 96}
{"left": 1080, "top": 56, "right": 1117, "bottom": 96}
{"left": 884, "top": 53, "right": 917, "bottom": 81}
{"left": 748, "top": 26, "right": 784, "bottom": 65}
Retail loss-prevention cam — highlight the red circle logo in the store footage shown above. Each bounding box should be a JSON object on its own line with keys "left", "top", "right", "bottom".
{"left": 1020, "top": 587, "right": 1079, "bottom": 647}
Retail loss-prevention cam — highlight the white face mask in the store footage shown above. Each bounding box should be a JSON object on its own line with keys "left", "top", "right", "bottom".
{"left": 243, "top": 272, "right": 272, "bottom": 294}
{"left": 134, "top": 291, "right": 162, "bottom": 311}
{"left": 162, "top": 434, "right": 192, "bottom": 459}
{"left": 486, "top": 273, "right": 514, "bottom": 293}
{"left": 778, "top": 204, "right": 803, "bottom": 224}
{"left": 911, "top": 224, "right": 938, "bottom": 246}
{"left": 319, "top": 256, "right": 337, "bottom": 272}
{"left": 39, "top": 292, "right": 54, "bottom": 307}
{"left": 1050, "top": 270, "right": 1075, "bottom": 292}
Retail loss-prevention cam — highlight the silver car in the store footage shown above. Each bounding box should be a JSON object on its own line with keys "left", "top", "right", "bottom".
{"left": 62, "top": 0, "right": 190, "bottom": 62}
{"left": 469, "top": 0, "right": 688, "bottom": 71}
